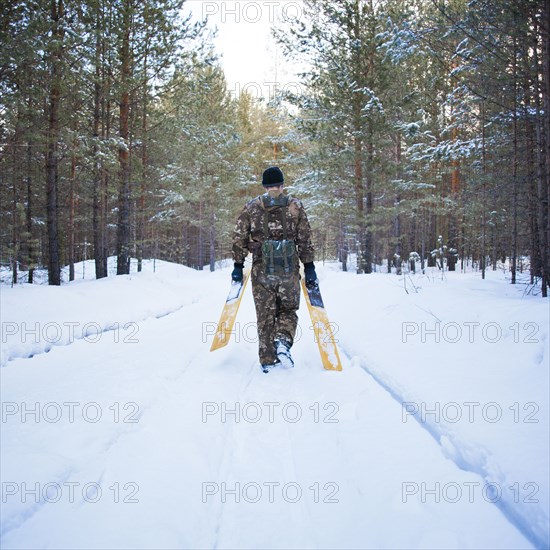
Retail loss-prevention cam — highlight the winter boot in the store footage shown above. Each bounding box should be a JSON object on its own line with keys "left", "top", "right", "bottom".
{"left": 275, "top": 339, "right": 294, "bottom": 369}
{"left": 261, "top": 359, "right": 281, "bottom": 374}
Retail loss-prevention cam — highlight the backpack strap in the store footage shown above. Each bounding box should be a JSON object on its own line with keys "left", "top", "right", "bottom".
{"left": 263, "top": 207, "right": 270, "bottom": 239}
{"left": 280, "top": 206, "right": 287, "bottom": 241}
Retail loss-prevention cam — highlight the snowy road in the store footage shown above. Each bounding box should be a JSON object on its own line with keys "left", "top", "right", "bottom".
{"left": 1, "top": 260, "right": 548, "bottom": 549}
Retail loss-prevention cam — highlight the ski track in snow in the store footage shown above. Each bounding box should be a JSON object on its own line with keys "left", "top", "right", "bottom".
{"left": 339, "top": 347, "right": 549, "bottom": 550}
{"left": 0, "top": 466, "right": 77, "bottom": 539}
{"left": 1, "top": 303, "right": 187, "bottom": 368}
{"left": 0, "top": 401, "right": 145, "bottom": 540}
{"left": 210, "top": 360, "right": 316, "bottom": 549}
{"left": 210, "top": 360, "right": 257, "bottom": 550}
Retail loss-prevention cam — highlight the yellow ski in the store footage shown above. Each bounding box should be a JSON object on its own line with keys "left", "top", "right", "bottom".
{"left": 210, "top": 268, "right": 251, "bottom": 352}
{"left": 301, "top": 277, "right": 343, "bottom": 371}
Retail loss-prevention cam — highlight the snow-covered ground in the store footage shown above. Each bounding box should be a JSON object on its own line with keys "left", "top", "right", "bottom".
{"left": 1, "top": 259, "right": 548, "bottom": 549}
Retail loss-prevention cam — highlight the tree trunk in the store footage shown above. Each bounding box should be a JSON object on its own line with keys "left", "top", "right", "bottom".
{"left": 533, "top": 15, "right": 549, "bottom": 296}
{"left": 339, "top": 215, "right": 347, "bottom": 272}
{"left": 363, "top": 107, "right": 374, "bottom": 274}
{"left": 449, "top": 108, "right": 459, "bottom": 272}
{"left": 480, "top": 100, "right": 486, "bottom": 280}
{"left": 511, "top": 32, "right": 518, "bottom": 284}
{"left": 541, "top": 0, "right": 550, "bottom": 296}
{"left": 116, "top": 0, "right": 131, "bottom": 276}
{"left": 137, "top": 46, "right": 149, "bottom": 273}
{"left": 45, "top": 0, "right": 63, "bottom": 286}
{"left": 354, "top": 134, "right": 365, "bottom": 274}
{"left": 68, "top": 145, "right": 76, "bottom": 281}
{"left": 11, "top": 137, "right": 19, "bottom": 285}
{"left": 209, "top": 203, "right": 216, "bottom": 272}
{"left": 198, "top": 200, "right": 204, "bottom": 270}
{"left": 92, "top": 6, "right": 108, "bottom": 280}
{"left": 26, "top": 142, "right": 34, "bottom": 284}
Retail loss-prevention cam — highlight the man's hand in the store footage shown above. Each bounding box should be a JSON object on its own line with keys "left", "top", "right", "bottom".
{"left": 231, "top": 263, "right": 244, "bottom": 283}
{"left": 304, "top": 262, "right": 317, "bottom": 286}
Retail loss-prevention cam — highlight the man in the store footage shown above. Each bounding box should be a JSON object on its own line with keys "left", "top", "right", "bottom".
{"left": 232, "top": 166, "right": 317, "bottom": 373}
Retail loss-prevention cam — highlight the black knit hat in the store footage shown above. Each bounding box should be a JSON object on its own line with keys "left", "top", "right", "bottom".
{"left": 262, "top": 166, "right": 284, "bottom": 187}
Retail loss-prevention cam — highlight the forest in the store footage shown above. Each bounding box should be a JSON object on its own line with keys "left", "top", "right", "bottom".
{"left": 1, "top": 0, "right": 548, "bottom": 297}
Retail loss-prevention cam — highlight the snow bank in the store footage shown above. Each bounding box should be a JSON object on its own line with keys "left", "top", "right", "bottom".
{"left": 1, "top": 259, "right": 209, "bottom": 368}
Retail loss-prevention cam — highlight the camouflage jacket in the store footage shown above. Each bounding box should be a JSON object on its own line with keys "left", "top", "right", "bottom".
{"left": 232, "top": 193, "right": 315, "bottom": 266}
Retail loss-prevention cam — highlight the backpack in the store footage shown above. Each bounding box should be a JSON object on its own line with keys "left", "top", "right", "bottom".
{"left": 260, "top": 194, "right": 297, "bottom": 276}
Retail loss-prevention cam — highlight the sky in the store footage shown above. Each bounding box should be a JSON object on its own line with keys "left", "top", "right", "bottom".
{"left": 184, "top": 0, "right": 305, "bottom": 102}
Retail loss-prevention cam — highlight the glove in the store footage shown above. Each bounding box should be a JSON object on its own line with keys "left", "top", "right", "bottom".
{"left": 304, "top": 262, "right": 317, "bottom": 286}
{"left": 231, "top": 262, "right": 244, "bottom": 283}
{"left": 247, "top": 241, "right": 262, "bottom": 254}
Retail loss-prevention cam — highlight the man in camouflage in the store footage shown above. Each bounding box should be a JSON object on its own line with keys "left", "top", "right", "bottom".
{"left": 231, "top": 166, "right": 317, "bottom": 372}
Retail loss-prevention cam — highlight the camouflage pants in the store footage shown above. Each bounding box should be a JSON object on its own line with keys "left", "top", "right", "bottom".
{"left": 251, "top": 262, "right": 301, "bottom": 365}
